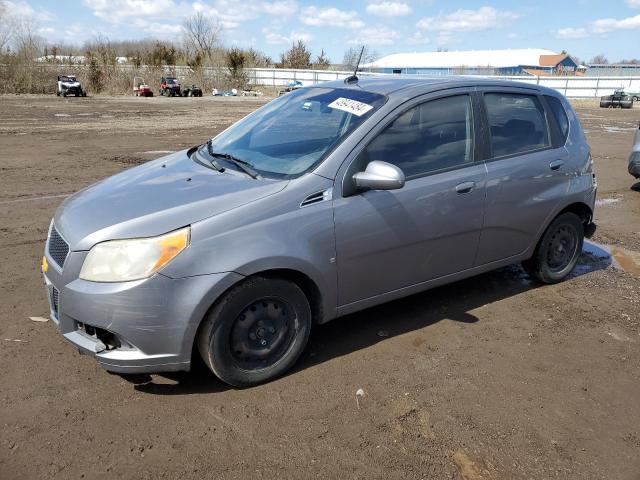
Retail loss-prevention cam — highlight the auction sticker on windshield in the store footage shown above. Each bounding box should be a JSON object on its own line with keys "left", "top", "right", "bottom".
{"left": 328, "top": 97, "right": 374, "bottom": 117}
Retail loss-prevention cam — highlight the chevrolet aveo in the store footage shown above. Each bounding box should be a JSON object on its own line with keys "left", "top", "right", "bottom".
{"left": 42, "top": 77, "right": 597, "bottom": 387}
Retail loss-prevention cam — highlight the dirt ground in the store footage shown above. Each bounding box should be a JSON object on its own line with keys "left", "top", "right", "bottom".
{"left": 0, "top": 94, "right": 639, "bottom": 480}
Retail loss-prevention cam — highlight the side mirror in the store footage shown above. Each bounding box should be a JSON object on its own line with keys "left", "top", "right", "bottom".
{"left": 353, "top": 161, "right": 405, "bottom": 191}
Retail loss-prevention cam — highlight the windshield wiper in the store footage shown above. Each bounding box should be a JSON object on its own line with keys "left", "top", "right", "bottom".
{"left": 207, "top": 149, "right": 262, "bottom": 180}
{"left": 205, "top": 140, "right": 225, "bottom": 173}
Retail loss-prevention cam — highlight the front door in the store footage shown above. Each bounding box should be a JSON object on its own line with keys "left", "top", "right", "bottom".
{"left": 333, "top": 92, "right": 487, "bottom": 306}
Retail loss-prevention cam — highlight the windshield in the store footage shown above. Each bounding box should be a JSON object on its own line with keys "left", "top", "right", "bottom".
{"left": 165, "top": 78, "right": 178, "bottom": 84}
{"left": 203, "top": 87, "right": 386, "bottom": 178}
{"left": 60, "top": 76, "right": 76, "bottom": 82}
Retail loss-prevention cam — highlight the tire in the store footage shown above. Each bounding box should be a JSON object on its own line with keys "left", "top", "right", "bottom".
{"left": 197, "top": 276, "right": 312, "bottom": 387}
{"left": 62, "top": 91, "right": 67, "bottom": 97}
{"left": 56, "top": 91, "right": 60, "bottom": 97}
{"left": 522, "top": 212, "right": 584, "bottom": 284}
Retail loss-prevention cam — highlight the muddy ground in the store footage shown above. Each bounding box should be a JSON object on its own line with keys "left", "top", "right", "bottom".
{"left": 0, "top": 94, "right": 639, "bottom": 480}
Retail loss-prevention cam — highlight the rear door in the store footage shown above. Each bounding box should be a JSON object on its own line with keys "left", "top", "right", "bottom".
{"left": 333, "top": 89, "right": 487, "bottom": 306}
{"left": 474, "top": 88, "right": 570, "bottom": 265}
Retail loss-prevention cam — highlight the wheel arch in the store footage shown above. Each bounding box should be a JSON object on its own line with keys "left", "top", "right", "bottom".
{"left": 557, "top": 201, "right": 593, "bottom": 226}
{"left": 189, "top": 267, "right": 326, "bottom": 367}
{"left": 527, "top": 201, "right": 593, "bottom": 260}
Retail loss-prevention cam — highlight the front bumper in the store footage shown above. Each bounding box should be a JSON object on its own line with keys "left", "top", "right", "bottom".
{"left": 43, "top": 250, "right": 243, "bottom": 373}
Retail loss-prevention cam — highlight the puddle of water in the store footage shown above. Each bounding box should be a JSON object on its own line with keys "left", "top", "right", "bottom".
{"left": 603, "top": 126, "right": 637, "bottom": 133}
{"left": 595, "top": 197, "right": 620, "bottom": 207}
{"left": 582, "top": 240, "right": 640, "bottom": 278}
{"left": 610, "top": 245, "right": 640, "bottom": 278}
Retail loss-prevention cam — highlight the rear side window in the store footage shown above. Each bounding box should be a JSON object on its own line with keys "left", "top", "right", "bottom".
{"left": 358, "top": 94, "right": 473, "bottom": 178}
{"left": 485, "top": 93, "right": 549, "bottom": 158}
{"left": 545, "top": 95, "right": 569, "bottom": 143}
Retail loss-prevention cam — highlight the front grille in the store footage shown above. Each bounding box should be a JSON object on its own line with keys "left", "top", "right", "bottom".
{"left": 51, "top": 287, "right": 59, "bottom": 316}
{"left": 48, "top": 226, "right": 69, "bottom": 268}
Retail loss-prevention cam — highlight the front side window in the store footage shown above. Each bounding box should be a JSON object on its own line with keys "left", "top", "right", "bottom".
{"left": 356, "top": 94, "right": 474, "bottom": 178}
{"left": 485, "top": 93, "right": 549, "bottom": 158}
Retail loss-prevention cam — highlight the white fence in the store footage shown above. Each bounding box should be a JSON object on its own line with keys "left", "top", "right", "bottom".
{"left": 244, "top": 68, "right": 640, "bottom": 98}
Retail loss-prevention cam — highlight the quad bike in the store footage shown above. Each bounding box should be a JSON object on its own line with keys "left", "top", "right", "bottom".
{"left": 133, "top": 77, "right": 154, "bottom": 97}
{"left": 57, "top": 75, "right": 86, "bottom": 97}
{"left": 182, "top": 84, "right": 203, "bottom": 97}
{"left": 160, "top": 76, "right": 181, "bottom": 97}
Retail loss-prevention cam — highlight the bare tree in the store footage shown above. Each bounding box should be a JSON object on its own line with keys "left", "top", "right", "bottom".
{"left": 342, "top": 46, "right": 378, "bottom": 70}
{"left": 12, "top": 16, "right": 43, "bottom": 59}
{"left": 182, "top": 12, "right": 221, "bottom": 64}
{"left": 0, "top": 0, "right": 13, "bottom": 53}
{"left": 589, "top": 54, "right": 608, "bottom": 65}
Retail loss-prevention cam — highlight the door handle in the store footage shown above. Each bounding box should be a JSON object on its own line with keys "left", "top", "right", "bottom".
{"left": 549, "top": 160, "right": 564, "bottom": 171}
{"left": 455, "top": 181, "right": 475, "bottom": 194}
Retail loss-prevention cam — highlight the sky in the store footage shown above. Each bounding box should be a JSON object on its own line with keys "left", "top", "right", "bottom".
{"left": 6, "top": 0, "right": 640, "bottom": 62}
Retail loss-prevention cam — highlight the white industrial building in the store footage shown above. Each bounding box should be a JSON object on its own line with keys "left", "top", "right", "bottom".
{"left": 362, "top": 49, "right": 581, "bottom": 76}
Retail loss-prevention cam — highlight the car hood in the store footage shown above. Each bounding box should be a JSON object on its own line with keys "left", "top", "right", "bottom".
{"left": 54, "top": 149, "right": 288, "bottom": 251}
{"left": 61, "top": 82, "right": 80, "bottom": 87}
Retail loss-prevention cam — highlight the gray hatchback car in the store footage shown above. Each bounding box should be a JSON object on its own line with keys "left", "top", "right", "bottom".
{"left": 42, "top": 77, "right": 596, "bottom": 386}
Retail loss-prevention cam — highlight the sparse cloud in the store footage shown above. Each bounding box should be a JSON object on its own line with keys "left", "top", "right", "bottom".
{"left": 347, "top": 26, "right": 399, "bottom": 45}
{"left": 5, "top": 0, "right": 55, "bottom": 21}
{"left": 366, "top": 2, "right": 411, "bottom": 17}
{"left": 555, "top": 13, "right": 640, "bottom": 38}
{"left": 406, "top": 31, "right": 429, "bottom": 44}
{"left": 556, "top": 27, "right": 589, "bottom": 39}
{"left": 628, "top": 0, "right": 640, "bottom": 7}
{"left": 262, "top": 26, "right": 311, "bottom": 44}
{"left": 417, "top": 6, "right": 520, "bottom": 32}
{"left": 300, "top": 6, "right": 364, "bottom": 28}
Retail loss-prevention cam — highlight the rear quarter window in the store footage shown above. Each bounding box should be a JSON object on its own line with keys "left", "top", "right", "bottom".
{"left": 544, "top": 95, "right": 570, "bottom": 143}
{"left": 484, "top": 93, "right": 550, "bottom": 158}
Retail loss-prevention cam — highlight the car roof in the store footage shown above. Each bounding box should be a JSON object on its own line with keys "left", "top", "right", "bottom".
{"left": 318, "top": 75, "right": 555, "bottom": 97}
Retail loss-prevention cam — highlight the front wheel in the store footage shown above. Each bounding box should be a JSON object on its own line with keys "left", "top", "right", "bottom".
{"left": 197, "top": 277, "right": 311, "bottom": 387}
{"left": 523, "top": 212, "right": 584, "bottom": 284}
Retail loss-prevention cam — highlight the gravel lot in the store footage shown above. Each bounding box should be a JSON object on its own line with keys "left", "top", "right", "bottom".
{"left": 0, "top": 94, "right": 639, "bottom": 480}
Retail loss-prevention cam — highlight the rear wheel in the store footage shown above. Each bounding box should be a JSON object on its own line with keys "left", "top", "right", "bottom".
{"left": 198, "top": 276, "right": 311, "bottom": 387}
{"left": 523, "top": 212, "right": 584, "bottom": 284}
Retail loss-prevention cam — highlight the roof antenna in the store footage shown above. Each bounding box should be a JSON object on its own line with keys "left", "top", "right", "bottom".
{"left": 344, "top": 45, "right": 365, "bottom": 84}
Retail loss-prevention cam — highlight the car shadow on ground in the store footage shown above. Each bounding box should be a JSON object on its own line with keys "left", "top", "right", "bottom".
{"left": 631, "top": 181, "right": 640, "bottom": 192}
{"left": 128, "top": 245, "right": 612, "bottom": 395}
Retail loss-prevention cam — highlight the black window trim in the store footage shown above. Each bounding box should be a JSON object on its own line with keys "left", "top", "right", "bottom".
{"left": 478, "top": 88, "right": 556, "bottom": 163}
{"left": 341, "top": 88, "right": 480, "bottom": 196}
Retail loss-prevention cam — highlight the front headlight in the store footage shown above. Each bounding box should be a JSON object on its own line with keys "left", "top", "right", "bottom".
{"left": 79, "top": 227, "right": 190, "bottom": 282}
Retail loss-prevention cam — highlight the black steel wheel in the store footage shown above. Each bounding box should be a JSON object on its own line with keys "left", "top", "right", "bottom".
{"left": 523, "top": 212, "right": 584, "bottom": 284}
{"left": 198, "top": 276, "right": 311, "bottom": 387}
{"left": 229, "top": 297, "right": 297, "bottom": 370}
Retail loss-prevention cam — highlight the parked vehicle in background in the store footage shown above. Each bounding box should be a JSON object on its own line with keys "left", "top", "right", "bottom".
{"left": 212, "top": 88, "right": 238, "bottom": 96}
{"left": 160, "top": 77, "right": 181, "bottom": 97}
{"left": 278, "top": 80, "right": 303, "bottom": 96}
{"left": 42, "top": 77, "right": 596, "bottom": 387}
{"left": 600, "top": 89, "right": 634, "bottom": 109}
{"left": 629, "top": 123, "right": 640, "bottom": 179}
{"left": 133, "top": 77, "right": 153, "bottom": 97}
{"left": 182, "top": 84, "right": 203, "bottom": 97}
{"left": 57, "top": 75, "right": 86, "bottom": 97}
